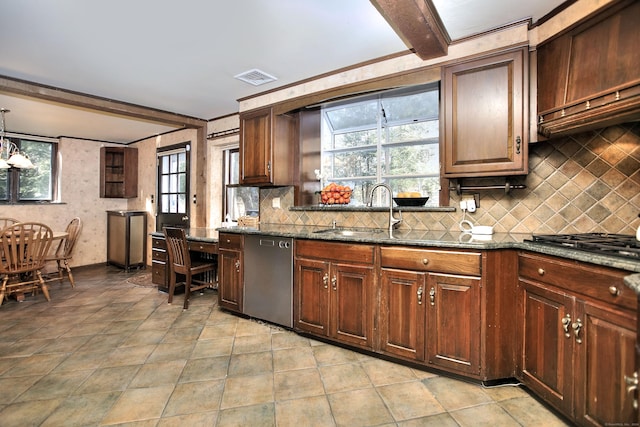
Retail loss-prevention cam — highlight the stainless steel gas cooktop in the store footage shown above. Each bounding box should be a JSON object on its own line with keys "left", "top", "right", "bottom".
{"left": 526, "top": 233, "right": 640, "bottom": 260}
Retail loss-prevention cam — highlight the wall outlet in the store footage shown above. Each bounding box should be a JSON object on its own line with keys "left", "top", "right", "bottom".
{"left": 461, "top": 195, "right": 478, "bottom": 213}
{"left": 272, "top": 197, "right": 281, "bottom": 209}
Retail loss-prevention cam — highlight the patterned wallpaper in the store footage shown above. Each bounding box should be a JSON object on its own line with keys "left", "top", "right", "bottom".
{"left": 260, "top": 122, "right": 640, "bottom": 235}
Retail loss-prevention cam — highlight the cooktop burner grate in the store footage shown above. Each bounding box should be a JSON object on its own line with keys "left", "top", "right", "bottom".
{"left": 526, "top": 233, "right": 640, "bottom": 259}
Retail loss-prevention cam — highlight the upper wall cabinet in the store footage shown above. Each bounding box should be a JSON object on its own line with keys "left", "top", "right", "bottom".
{"left": 239, "top": 107, "right": 297, "bottom": 186}
{"left": 442, "top": 47, "right": 528, "bottom": 178}
{"left": 100, "top": 146, "right": 138, "bottom": 198}
{"left": 537, "top": 0, "right": 640, "bottom": 138}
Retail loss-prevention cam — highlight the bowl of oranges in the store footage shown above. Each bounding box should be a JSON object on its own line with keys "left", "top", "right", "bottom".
{"left": 320, "top": 183, "right": 352, "bottom": 205}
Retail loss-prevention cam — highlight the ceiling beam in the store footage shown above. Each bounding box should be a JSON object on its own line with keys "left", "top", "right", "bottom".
{"left": 0, "top": 75, "right": 207, "bottom": 128}
{"left": 370, "top": 0, "right": 450, "bottom": 60}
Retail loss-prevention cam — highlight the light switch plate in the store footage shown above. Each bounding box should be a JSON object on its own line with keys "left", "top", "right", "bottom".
{"left": 272, "top": 197, "right": 281, "bottom": 208}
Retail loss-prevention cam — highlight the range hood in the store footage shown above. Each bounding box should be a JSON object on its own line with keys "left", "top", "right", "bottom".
{"left": 536, "top": 0, "right": 640, "bottom": 139}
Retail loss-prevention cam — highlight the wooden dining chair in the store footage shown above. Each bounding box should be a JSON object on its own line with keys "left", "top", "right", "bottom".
{"left": 0, "top": 222, "right": 54, "bottom": 305}
{"left": 0, "top": 218, "right": 19, "bottom": 229}
{"left": 163, "top": 226, "right": 216, "bottom": 310}
{"left": 45, "top": 217, "right": 82, "bottom": 288}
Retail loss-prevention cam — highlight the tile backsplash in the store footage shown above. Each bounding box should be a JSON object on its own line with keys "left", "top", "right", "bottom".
{"left": 260, "top": 122, "right": 640, "bottom": 235}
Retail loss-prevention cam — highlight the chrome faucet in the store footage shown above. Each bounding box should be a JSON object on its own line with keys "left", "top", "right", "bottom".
{"left": 367, "top": 183, "right": 402, "bottom": 234}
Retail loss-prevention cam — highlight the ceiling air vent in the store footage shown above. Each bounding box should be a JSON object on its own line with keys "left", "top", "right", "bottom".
{"left": 234, "top": 69, "right": 277, "bottom": 86}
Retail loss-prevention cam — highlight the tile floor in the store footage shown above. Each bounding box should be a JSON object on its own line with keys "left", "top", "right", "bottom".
{"left": 0, "top": 265, "right": 571, "bottom": 426}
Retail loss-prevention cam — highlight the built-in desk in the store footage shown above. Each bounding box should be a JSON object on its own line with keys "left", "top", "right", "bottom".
{"left": 150, "top": 228, "right": 218, "bottom": 293}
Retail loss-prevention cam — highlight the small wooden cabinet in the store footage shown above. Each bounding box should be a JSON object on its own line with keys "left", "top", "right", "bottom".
{"left": 295, "top": 240, "right": 375, "bottom": 350}
{"left": 441, "top": 47, "right": 528, "bottom": 177}
{"left": 100, "top": 146, "right": 138, "bottom": 198}
{"left": 537, "top": 0, "right": 640, "bottom": 137}
{"left": 239, "top": 107, "right": 297, "bottom": 186}
{"left": 518, "top": 252, "right": 637, "bottom": 426}
{"left": 218, "top": 232, "right": 244, "bottom": 313}
{"left": 106, "top": 210, "right": 146, "bottom": 271}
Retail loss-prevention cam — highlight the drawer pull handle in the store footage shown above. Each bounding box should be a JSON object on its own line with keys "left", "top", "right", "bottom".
{"left": 608, "top": 286, "right": 620, "bottom": 296}
{"left": 322, "top": 274, "right": 329, "bottom": 289}
{"left": 561, "top": 313, "right": 571, "bottom": 338}
{"left": 572, "top": 319, "right": 582, "bottom": 344}
{"left": 537, "top": 268, "right": 545, "bottom": 276}
{"left": 429, "top": 287, "right": 435, "bottom": 306}
{"left": 625, "top": 372, "right": 639, "bottom": 397}
{"left": 331, "top": 276, "right": 337, "bottom": 291}
{"left": 417, "top": 286, "right": 423, "bottom": 305}
{"left": 422, "top": 258, "right": 429, "bottom": 265}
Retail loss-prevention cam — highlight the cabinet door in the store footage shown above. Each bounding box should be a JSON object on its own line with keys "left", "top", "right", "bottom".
{"left": 426, "top": 273, "right": 481, "bottom": 375}
{"left": 380, "top": 268, "right": 426, "bottom": 361}
{"left": 520, "top": 279, "right": 574, "bottom": 415}
{"left": 575, "top": 301, "right": 636, "bottom": 426}
{"left": 331, "top": 262, "right": 374, "bottom": 349}
{"left": 240, "top": 107, "right": 272, "bottom": 185}
{"left": 295, "top": 258, "right": 330, "bottom": 337}
{"left": 218, "top": 248, "right": 243, "bottom": 313}
{"left": 442, "top": 48, "right": 527, "bottom": 177}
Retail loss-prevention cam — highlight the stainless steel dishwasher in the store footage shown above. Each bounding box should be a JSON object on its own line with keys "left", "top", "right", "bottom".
{"left": 243, "top": 234, "right": 293, "bottom": 328}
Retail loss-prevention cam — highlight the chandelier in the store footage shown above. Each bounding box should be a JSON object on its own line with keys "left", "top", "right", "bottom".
{"left": 0, "top": 108, "right": 34, "bottom": 169}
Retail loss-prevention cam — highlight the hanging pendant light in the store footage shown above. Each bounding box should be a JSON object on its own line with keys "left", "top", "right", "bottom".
{"left": 0, "top": 108, "right": 34, "bottom": 169}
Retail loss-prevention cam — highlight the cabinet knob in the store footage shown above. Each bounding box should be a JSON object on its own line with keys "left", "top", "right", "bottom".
{"left": 516, "top": 136, "right": 521, "bottom": 154}
{"left": 422, "top": 258, "right": 429, "bottom": 265}
{"left": 417, "top": 286, "right": 423, "bottom": 305}
{"left": 608, "top": 286, "right": 620, "bottom": 296}
{"left": 537, "top": 268, "right": 545, "bottom": 276}
{"left": 625, "top": 371, "right": 638, "bottom": 395}
{"left": 429, "top": 287, "right": 435, "bottom": 306}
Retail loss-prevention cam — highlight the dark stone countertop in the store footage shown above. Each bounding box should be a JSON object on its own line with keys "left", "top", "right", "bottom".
{"left": 215, "top": 224, "right": 640, "bottom": 274}
{"left": 151, "top": 227, "right": 219, "bottom": 242}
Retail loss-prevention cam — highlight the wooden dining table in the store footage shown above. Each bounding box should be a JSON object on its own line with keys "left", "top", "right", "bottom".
{"left": 0, "top": 230, "right": 69, "bottom": 302}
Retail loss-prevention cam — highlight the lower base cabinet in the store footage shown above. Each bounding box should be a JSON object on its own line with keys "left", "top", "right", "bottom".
{"left": 295, "top": 240, "right": 375, "bottom": 350}
{"left": 294, "top": 242, "right": 518, "bottom": 382}
{"left": 218, "top": 233, "right": 244, "bottom": 313}
{"left": 379, "top": 247, "right": 484, "bottom": 377}
{"left": 518, "top": 252, "right": 637, "bottom": 426}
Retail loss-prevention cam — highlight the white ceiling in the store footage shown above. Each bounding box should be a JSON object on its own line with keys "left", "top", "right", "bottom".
{"left": 0, "top": 0, "right": 566, "bottom": 143}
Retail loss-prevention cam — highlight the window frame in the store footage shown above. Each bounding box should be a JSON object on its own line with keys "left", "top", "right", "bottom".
{"left": 320, "top": 83, "right": 440, "bottom": 206}
{"left": 0, "top": 137, "right": 59, "bottom": 204}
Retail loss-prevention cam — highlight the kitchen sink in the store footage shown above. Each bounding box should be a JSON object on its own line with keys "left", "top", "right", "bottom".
{"left": 313, "top": 227, "right": 385, "bottom": 237}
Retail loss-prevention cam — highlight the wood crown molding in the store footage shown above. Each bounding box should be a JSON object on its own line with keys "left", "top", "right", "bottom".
{"left": 370, "top": 0, "right": 450, "bottom": 60}
{"left": 0, "top": 74, "right": 207, "bottom": 129}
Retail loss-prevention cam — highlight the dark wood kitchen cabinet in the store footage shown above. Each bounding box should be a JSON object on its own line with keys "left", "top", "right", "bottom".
{"left": 100, "top": 146, "right": 138, "bottom": 198}
{"left": 379, "top": 247, "right": 483, "bottom": 377}
{"left": 537, "top": 0, "right": 640, "bottom": 138}
{"left": 441, "top": 47, "right": 528, "bottom": 177}
{"left": 518, "top": 252, "right": 637, "bottom": 426}
{"left": 239, "top": 107, "right": 297, "bottom": 186}
{"left": 151, "top": 235, "right": 168, "bottom": 291}
{"left": 218, "top": 232, "right": 244, "bottom": 313}
{"left": 294, "top": 240, "right": 375, "bottom": 350}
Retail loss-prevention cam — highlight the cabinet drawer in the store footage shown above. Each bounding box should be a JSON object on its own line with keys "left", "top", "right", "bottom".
{"left": 152, "top": 261, "right": 166, "bottom": 285}
{"left": 518, "top": 252, "right": 635, "bottom": 310}
{"left": 152, "top": 249, "right": 166, "bottom": 261}
{"left": 380, "top": 246, "right": 481, "bottom": 276}
{"left": 152, "top": 237, "right": 166, "bottom": 250}
{"left": 189, "top": 241, "right": 218, "bottom": 254}
{"left": 296, "top": 239, "right": 374, "bottom": 264}
{"left": 218, "top": 233, "right": 243, "bottom": 250}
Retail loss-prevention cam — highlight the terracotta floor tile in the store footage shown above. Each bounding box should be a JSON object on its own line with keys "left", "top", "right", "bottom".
{"left": 449, "top": 402, "right": 521, "bottom": 426}
{"left": 275, "top": 395, "right": 335, "bottom": 427}
{"left": 273, "top": 346, "right": 317, "bottom": 372}
{"left": 424, "top": 376, "right": 493, "bottom": 411}
{"left": 377, "top": 381, "right": 446, "bottom": 421}
{"left": 228, "top": 351, "right": 273, "bottom": 377}
{"left": 101, "top": 385, "right": 174, "bottom": 424}
{"left": 179, "top": 356, "right": 229, "bottom": 383}
{"left": 319, "top": 363, "right": 372, "bottom": 394}
{"left": 217, "top": 402, "right": 275, "bottom": 427}
{"left": 232, "top": 333, "right": 273, "bottom": 354}
{"left": 220, "top": 373, "right": 274, "bottom": 409}
{"left": 76, "top": 364, "right": 140, "bottom": 394}
{"left": 129, "top": 360, "right": 186, "bottom": 388}
{"left": 162, "top": 379, "right": 225, "bottom": 417}
{"left": 40, "top": 391, "right": 121, "bottom": 427}
{"left": 274, "top": 368, "right": 325, "bottom": 401}
{"left": 328, "top": 388, "right": 394, "bottom": 426}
